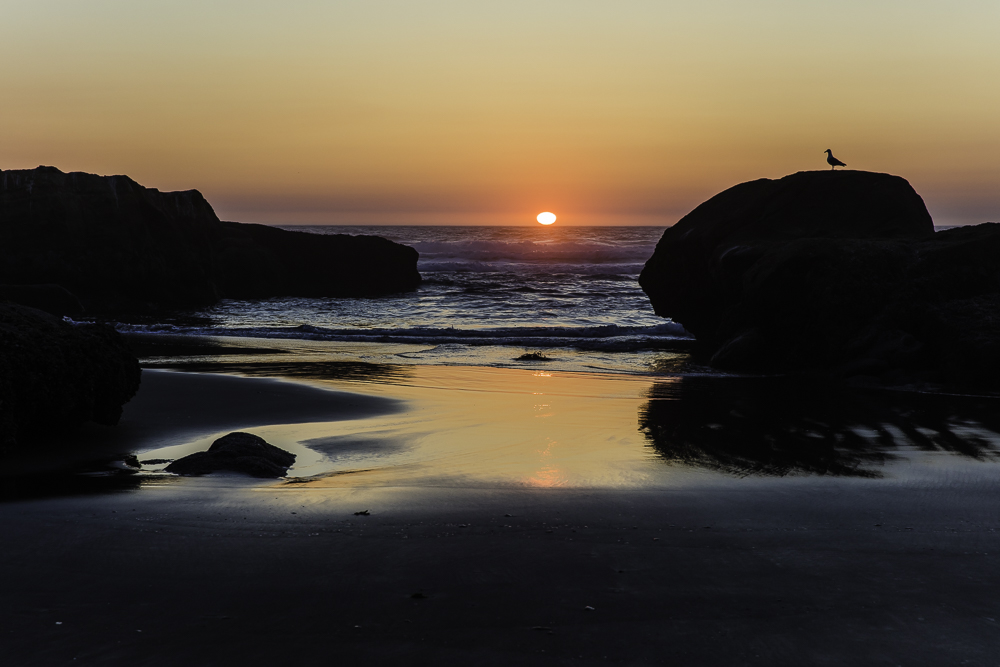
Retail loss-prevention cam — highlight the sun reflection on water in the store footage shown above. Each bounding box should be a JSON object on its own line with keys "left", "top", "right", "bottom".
{"left": 232, "top": 366, "right": 664, "bottom": 490}
{"left": 533, "top": 403, "right": 553, "bottom": 418}
{"left": 527, "top": 438, "right": 567, "bottom": 488}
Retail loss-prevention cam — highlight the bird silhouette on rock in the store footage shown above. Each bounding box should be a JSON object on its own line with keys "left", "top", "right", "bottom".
{"left": 825, "top": 149, "right": 847, "bottom": 170}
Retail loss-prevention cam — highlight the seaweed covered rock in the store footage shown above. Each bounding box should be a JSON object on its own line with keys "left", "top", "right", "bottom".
{"left": 0, "top": 166, "right": 421, "bottom": 312}
{"left": 0, "top": 304, "right": 142, "bottom": 449}
{"left": 165, "top": 432, "right": 296, "bottom": 478}
{"left": 639, "top": 170, "right": 1000, "bottom": 387}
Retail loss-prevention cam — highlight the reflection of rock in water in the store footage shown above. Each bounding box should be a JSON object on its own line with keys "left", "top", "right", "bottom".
{"left": 639, "top": 377, "right": 1000, "bottom": 477}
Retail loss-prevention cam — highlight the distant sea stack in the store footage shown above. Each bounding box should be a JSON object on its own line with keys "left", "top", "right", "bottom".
{"left": 639, "top": 170, "right": 1000, "bottom": 388}
{"left": 0, "top": 166, "right": 421, "bottom": 313}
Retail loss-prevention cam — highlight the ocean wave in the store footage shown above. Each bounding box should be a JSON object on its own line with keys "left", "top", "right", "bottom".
{"left": 413, "top": 239, "right": 655, "bottom": 264}
{"left": 419, "top": 260, "right": 647, "bottom": 275}
{"left": 117, "top": 322, "right": 693, "bottom": 352}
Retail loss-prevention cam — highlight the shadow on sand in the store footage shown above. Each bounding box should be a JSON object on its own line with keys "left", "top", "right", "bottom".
{"left": 0, "top": 458, "right": 176, "bottom": 502}
{"left": 639, "top": 376, "right": 1000, "bottom": 477}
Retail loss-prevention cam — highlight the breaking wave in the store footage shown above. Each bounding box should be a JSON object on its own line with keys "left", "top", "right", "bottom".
{"left": 117, "top": 321, "right": 692, "bottom": 352}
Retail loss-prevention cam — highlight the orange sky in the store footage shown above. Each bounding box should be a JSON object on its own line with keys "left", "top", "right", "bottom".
{"left": 2, "top": 1, "right": 999, "bottom": 225}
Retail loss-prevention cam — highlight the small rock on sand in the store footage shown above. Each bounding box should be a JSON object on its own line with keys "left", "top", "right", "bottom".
{"left": 165, "top": 432, "right": 295, "bottom": 478}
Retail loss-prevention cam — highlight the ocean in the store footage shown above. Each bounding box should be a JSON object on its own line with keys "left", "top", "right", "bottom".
{"left": 119, "top": 225, "right": 695, "bottom": 375}
{"left": 117, "top": 222, "right": 1000, "bottom": 479}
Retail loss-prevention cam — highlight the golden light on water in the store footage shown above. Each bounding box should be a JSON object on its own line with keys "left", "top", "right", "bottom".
{"left": 537, "top": 212, "right": 557, "bottom": 225}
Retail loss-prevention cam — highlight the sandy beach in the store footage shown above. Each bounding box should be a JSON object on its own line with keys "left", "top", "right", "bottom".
{"left": 4, "top": 352, "right": 1000, "bottom": 666}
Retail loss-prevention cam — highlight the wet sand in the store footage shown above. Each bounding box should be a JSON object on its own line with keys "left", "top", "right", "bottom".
{"left": 4, "top": 362, "right": 1000, "bottom": 665}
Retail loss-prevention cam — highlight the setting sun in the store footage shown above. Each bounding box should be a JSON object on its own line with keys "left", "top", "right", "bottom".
{"left": 537, "top": 212, "right": 557, "bottom": 225}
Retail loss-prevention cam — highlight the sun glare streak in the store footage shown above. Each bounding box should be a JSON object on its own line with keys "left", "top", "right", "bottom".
{"left": 527, "top": 438, "right": 567, "bottom": 488}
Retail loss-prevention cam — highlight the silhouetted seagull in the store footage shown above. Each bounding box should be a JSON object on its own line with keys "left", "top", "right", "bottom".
{"left": 825, "top": 149, "right": 847, "bottom": 170}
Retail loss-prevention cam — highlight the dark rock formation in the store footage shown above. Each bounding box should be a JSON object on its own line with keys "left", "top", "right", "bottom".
{"left": 0, "top": 166, "right": 421, "bottom": 312}
{"left": 165, "top": 432, "right": 296, "bottom": 478}
{"left": 639, "top": 170, "right": 1000, "bottom": 387}
{"left": 0, "top": 284, "right": 85, "bottom": 317}
{"left": 210, "top": 220, "right": 420, "bottom": 300}
{"left": 0, "top": 304, "right": 142, "bottom": 449}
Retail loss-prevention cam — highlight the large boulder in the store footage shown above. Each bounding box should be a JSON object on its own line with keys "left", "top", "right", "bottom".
{"left": 0, "top": 304, "right": 142, "bottom": 450}
{"left": 639, "top": 170, "right": 1000, "bottom": 387}
{"left": 0, "top": 166, "right": 421, "bottom": 312}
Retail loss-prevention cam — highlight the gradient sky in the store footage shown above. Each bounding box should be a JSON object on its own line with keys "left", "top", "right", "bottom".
{"left": 2, "top": 1, "right": 999, "bottom": 225}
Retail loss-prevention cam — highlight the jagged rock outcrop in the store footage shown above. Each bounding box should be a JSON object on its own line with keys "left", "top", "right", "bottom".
{"left": 639, "top": 170, "right": 1000, "bottom": 387}
{"left": 0, "top": 304, "right": 142, "bottom": 449}
{"left": 165, "top": 432, "right": 295, "bottom": 478}
{"left": 0, "top": 166, "right": 421, "bottom": 312}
